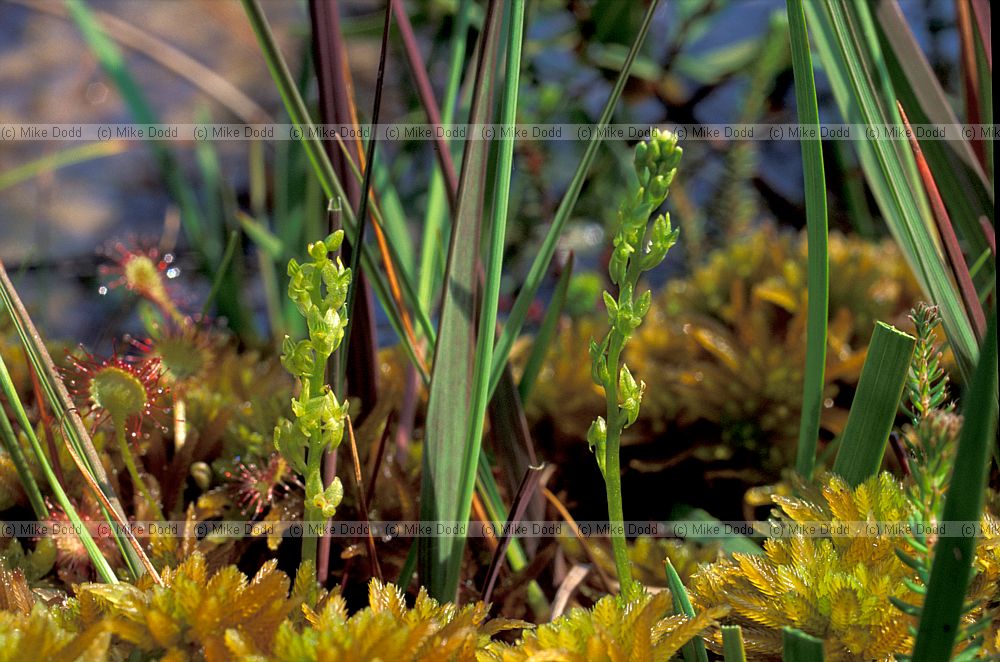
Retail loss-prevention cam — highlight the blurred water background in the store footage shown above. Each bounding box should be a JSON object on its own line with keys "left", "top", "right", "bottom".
{"left": 0, "top": 0, "right": 960, "bottom": 348}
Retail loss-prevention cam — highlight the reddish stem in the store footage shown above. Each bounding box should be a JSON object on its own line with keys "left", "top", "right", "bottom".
{"left": 898, "top": 101, "right": 987, "bottom": 341}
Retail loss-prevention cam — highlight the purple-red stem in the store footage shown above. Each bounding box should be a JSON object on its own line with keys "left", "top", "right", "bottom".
{"left": 393, "top": 2, "right": 460, "bottom": 213}
{"left": 898, "top": 101, "right": 987, "bottom": 341}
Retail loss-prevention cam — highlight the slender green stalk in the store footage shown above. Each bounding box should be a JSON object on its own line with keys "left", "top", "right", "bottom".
{"left": 602, "top": 337, "right": 631, "bottom": 588}
{"left": 488, "top": 0, "right": 662, "bottom": 399}
{"left": 113, "top": 423, "right": 164, "bottom": 521}
{"left": 832, "top": 322, "right": 915, "bottom": 486}
{"left": 786, "top": 0, "right": 829, "bottom": 480}
{"left": 589, "top": 131, "right": 681, "bottom": 591}
{"left": 0, "top": 387, "right": 48, "bottom": 519}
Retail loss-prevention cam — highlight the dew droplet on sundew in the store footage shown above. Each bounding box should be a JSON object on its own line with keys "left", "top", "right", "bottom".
{"left": 166, "top": 267, "right": 180, "bottom": 279}
{"left": 98, "top": 285, "right": 108, "bottom": 296}
{"left": 824, "top": 398, "right": 834, "bottom": 408}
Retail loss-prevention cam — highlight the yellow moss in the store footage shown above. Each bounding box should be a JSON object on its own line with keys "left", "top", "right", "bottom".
{"left": 689, "top": 473, "right": 999, "bottom": 660}
{"left": 481, "top": 589, "right": 725, "bottom": 662}
{"left": 522, "top": 227, "right": 923, "bottom": 461}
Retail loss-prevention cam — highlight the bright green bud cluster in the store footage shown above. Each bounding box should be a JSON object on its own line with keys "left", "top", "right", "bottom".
{"left": 589, "top": 131, "right": 681, "bottom": 463}
{"left": 284, "top": 231, "right": 351, "bottom": 374}
{"left": 291, "top": 381, "right": 349, "bottom": 453}
{"left": 274, "top": 230, "right": 352, "bottom": 526}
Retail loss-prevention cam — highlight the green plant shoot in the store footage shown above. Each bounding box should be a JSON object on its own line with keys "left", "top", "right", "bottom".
{"left": 588, "top": 129, "right": 681, "bottom": 591}
{"left": 274, "top": 230, "right": 351, "bottom": 566}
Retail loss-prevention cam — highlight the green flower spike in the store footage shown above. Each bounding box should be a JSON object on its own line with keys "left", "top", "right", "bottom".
{"left": 590, "top": 129, "right": 681, "bottom": 592}
{"left": 273, "top": 230, "right": 352, "bottom": 566}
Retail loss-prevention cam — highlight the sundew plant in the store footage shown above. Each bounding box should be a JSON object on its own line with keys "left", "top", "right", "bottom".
{"left": 0, "top": 1, "right": 996, "bottom": 660}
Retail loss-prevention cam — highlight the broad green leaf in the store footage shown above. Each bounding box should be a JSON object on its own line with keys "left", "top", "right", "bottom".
{"left": 832, "top": 322, "right": 915, "bottom": 486}
{"left": 418, "top": 0, "right": 510, "bottom": 601}
{"left": 783, "top": 627, "right": 824, "bottom": 661}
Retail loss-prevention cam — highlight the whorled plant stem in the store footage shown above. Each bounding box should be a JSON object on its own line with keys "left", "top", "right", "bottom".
{"left": 114, "top": 419, "right": 164, "bottom": 521}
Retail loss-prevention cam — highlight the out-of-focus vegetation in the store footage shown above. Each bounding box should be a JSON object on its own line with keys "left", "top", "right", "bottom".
{"left": 1, "top": 0, "right": 995, "bottom": 659}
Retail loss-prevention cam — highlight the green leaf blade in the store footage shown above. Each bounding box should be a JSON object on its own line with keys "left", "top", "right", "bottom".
{"left": 832, "top": 321, "right": 915, "bottom": 486}
{"left": 785, "top": 0, "right": 829, "bottom": 480}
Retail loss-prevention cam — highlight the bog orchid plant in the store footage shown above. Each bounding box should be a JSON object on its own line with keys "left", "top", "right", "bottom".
{"left": 273, "top": 230, "right": 351, "bottom": 566}
{"left": 588, "top": 129, "right": 681, "bottom": 589}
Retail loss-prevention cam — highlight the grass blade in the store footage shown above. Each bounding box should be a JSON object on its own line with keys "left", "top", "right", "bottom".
{"left": 393, "top": 1, "right": 459, "bottom": 213}
{"left": 337, "top": 0, "right": 393, "bottom": 410}
{"left": 466, "top": 0, "right": 529, "bottom": 602}
{"left": 0, "top": 141, "right": 126, "bottom": 192}
{"left": 488, "top": 0, "right": 662, "bottom": 398}
{"left": 786, "top": 0, "right": 829, "bottom": 480}
{"left": 665, "top": 558, "right": 709, "bottom": 662}
{"left": 0, "top": 353, "right": 117, "bottom": 583}
{"left": 240, "top": 0, "right": 432, "bottom": 369}
{"left": 783, "top": 627, "right": 824, "bottom": 661}
{"left": 417, "top": 0, "right": 504, "bottom": 599}
{"left": 897, "top": 103, "right": 987, "bottom": 340}
{"left": 418, "top": 0, "right": 519, "bottom": 601}
{"left": 0, "top": 260, "right": 144, "bottom": 578}
{"left": 417, "top": 0, "right": 472, "bottom": 311}
{"left": 0, "top": 381, "right": 47, "bottom": 519}
{"left": 912, "top": 311, "right": 997, "bottom": 661}
{"left": 874, "top": 0, "right": 993, "bottom": 269}
{"left": 722, "top": 625, "right": 747, "bottom": 662}
{"left": 518, "top": 255, "right": 574, "bottom": 403}
{"left": 806, "top": 0, "right": 980, "bottom": 377}
{"left": 832, "top": 321, "right": 915, "bottom": 486}
{"left": 479, "top": 463, "right": 543, "bottom": 603}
